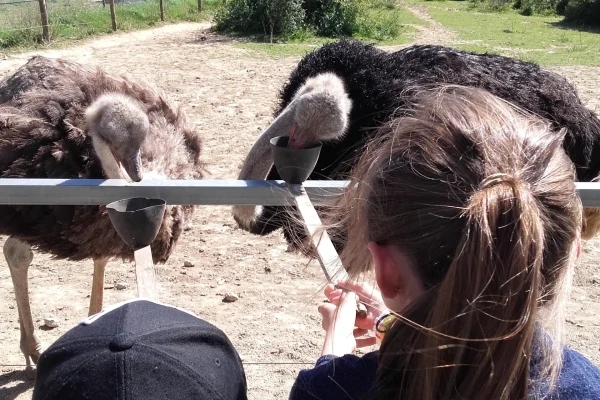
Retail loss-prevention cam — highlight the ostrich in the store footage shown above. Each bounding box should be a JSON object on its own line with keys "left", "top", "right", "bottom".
{"left": 0, "top": 56, "right": 203, "bottom": 375}
{"left": 233, "top": 40, "right": 600, "bottom": 253}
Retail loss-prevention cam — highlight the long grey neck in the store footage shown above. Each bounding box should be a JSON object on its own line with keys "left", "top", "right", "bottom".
{"left": 237, "top": 103, "right": 296, "bottom": 180}
{"left": 233, "top": 102, "right": 297, "bottom": 231}
{"left": 91, "top": 135, "right": 123, "bottom": 180}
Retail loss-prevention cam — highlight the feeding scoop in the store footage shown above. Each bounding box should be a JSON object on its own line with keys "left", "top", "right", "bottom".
{"left": 106, "top": 197, "right": 166, "bottom": 250}
{"left": 270, "top": 135, "right": 322, "bottom": 184}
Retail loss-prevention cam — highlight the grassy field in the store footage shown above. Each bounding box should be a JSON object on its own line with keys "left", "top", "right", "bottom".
{"left": 230, "top": 0, "right": 599, "bottom": 65}
{"left": 1, "top": 0, "right": 599, "bottom": 67}
{"left": 407, "top": 0, "right": 600, "bottom": 66}
{"left": 0, "top": 0, "right": 221, "bottom": 50}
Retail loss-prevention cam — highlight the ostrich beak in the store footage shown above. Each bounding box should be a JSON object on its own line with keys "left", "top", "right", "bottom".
{"left": 111, "top": 148, "right": 143, "bottom": 183}
{"left": 288, "top": 123, "right": 302, "bottom": 149}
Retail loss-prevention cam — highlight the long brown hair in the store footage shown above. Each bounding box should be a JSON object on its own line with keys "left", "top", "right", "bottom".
{"left": 325, "top": 85, "right": 581, "bottom": 399}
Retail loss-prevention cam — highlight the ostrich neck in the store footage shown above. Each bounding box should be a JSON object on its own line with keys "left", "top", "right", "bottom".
{"left": 237, "top": 103, "right": 297, "bottom": 180}
{"left": 91, "top": 136, "right": 124, "bottom": 180}
{"left": 232, "top": 101, "right": 297, "bottom": 231}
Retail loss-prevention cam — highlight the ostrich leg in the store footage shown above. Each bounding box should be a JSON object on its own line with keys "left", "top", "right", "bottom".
{"left": 3, "top": 237, "right": 40, "bottom": 378}
{"left": 88, "top": 257, "right": 108, "bottom": 316}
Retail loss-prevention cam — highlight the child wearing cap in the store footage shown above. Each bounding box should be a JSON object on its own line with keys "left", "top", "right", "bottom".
{"left": 290, "top": 86, "right": 600, "bottom": 400}
{"left": 32, "top": 299, "right": 248, "bottom": 400}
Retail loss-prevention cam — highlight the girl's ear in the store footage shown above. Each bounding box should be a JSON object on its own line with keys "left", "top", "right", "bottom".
{"left": 368, "top": 242, "right": 425, "bottom": 312}
{"left": 368, "top": 242, "right": 400, "bottom": 299}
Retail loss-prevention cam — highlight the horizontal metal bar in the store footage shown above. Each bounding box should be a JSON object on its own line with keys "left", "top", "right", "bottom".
{"left": 0, "top": 179, "right": 348, "bottom": 205}
{"left": 574, "top": 182, "right": 600, "bottom": 208}
{"left": 0, "top": 179, "right": 598, "bottom": 207}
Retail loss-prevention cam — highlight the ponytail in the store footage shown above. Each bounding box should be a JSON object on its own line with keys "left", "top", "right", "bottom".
{"left": 376, "top": 174, "right": 545, "bottom": 399}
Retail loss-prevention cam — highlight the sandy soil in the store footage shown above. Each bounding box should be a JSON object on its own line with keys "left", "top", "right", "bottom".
{"left": 0, "top": 15, "right": 599, "bottom": 400}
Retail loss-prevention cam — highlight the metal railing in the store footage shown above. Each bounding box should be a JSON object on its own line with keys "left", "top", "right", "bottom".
{"left": 0, "top": 179, "right": 598, "bottom": 206}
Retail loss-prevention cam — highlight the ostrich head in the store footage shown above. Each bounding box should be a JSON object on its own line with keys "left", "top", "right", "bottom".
{"left": 85, "top": 93, "right": 149, "bottom": 183}
{"left": 286, "top": 72, "right": 352, "bottom": 149}
{"left": 232, "top": 72, "right": 352, "bottom": 231}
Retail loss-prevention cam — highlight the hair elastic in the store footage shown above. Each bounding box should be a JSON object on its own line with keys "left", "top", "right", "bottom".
{"left": 375, "top": 313, "right": 395, "bottom": 345}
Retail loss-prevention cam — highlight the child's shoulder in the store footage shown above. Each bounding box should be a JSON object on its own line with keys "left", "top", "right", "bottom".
{"left": 555, "top": 348, "right": 600, "bottom": 398}
{"left": 289, "top": 351, "right": 378, "bottom": 400}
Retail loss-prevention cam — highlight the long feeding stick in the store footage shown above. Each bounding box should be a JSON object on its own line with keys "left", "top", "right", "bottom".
{"left": 134, "top": 246, "right": 160, "bottom": 301}
{"left": 289, "top": 184, "right": 367, "bottom": 317}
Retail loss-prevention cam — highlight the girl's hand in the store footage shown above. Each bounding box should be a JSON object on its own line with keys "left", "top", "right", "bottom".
{"left": 318, "top": 290, "right": 359, "bottom": 357}
{"left": 324, "top": 281, "right": 389, "bottom": 333}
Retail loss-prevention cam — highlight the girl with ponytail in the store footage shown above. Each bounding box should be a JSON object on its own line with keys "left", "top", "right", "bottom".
{"left": 290, "top": 85, "right": 600, "bottom": 400}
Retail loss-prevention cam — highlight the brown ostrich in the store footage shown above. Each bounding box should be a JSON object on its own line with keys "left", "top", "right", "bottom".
{"left": 0, "top": 56, "right": 203, "bottom": 376}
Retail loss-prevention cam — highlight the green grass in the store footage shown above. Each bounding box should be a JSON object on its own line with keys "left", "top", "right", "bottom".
{"left": 0, "top": 0, "right": 221, "bottom": 51}
{"left": 233, "top": 41, "right": 332, "bottom": 58}
{"left": 406, "top": 0, "right": 600, "bottom": 66}
{"left": 354, "top": 5, "right": 424, "bottom": 43}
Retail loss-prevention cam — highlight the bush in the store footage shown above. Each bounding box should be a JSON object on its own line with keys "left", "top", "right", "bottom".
{"left": 214, "top": 0, "right": 305, "bottom": 39}
{"left": 307, "top": 0, "right": 361, "bottom": 37}
{"left": 518, "top": 0, "right": 558, "bottom": 14}
{"left": 555, "top": 0, "right": 570, "bottom": 14}
{"left": 564, "top": 0, "right": 600, "bottom": 25}
{"left": 214, "top": 0, "right": 405, "bottom": 40}
{"left": 356, "top": 8, "right": 404, "bottom": 40}
{"left": 468, "top": 0, "right": 514, "bottom": 11}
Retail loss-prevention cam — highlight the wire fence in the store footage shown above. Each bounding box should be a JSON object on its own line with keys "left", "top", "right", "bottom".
{"left": 0, "top": 0, "right": 214, "bottom": 47}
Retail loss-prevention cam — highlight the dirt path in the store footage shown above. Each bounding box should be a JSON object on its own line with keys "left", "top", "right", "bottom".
{"left": 0, "top": 19, "right": 599, "bottom": 400}
{"left": 406, "top": 4, "right": 457, "bottom": 45}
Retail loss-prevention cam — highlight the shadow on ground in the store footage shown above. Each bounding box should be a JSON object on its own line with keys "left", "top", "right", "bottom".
{"left": 0, "top": 370, "right": 34, "bottom": 400}
{"left": 547, "top": 21, "right": 600, "bottom": 35}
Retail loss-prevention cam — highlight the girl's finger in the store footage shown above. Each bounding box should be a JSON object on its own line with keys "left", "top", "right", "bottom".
{"left": 325, "top": 289, "right": 343, "bottom": 303}
{"left": 318, "top": 303, "right": 336, "bottom": 316}
{"left": 356, "top": 337, "right": 377, "bottom": 348}
{"left": 327, "top": 295, "right": 342, "bottom": 305}
{"left": 324, "top": 284, "right": 340, "bottom": 298}
{"left": 324, "top": 283, "right": 335, "bottom": 295}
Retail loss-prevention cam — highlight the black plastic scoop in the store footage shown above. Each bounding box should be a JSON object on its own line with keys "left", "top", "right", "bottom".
{"left": 270, "top": 135, "right": 322, "bottom": 184}
{"left": 106, "top": 197, "right": 166, "bottom": 250}
{"left": 106, "top": 197, "right": 166, "bottom": 301}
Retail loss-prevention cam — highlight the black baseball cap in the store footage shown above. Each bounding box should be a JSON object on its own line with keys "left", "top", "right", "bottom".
{"left": 32, "top": 299, "right": 247, "bottom": 400}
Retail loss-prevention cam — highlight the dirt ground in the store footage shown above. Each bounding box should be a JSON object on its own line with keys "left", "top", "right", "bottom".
{"left": 0, "top": 12, "right": 599, "bottom": 400}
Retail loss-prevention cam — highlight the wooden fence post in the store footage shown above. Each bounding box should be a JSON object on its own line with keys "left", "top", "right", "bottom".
{"left": 197, "top": 0, "right": 202, "bottom": 13}
{"left": 159, "top": 0, "right": 164, "bottom": 21}
{"left": 108, "top": 0, "right": 116, "bottom": 31}
{"left": 37, "top": 0, "right": 50, "bottom": 43}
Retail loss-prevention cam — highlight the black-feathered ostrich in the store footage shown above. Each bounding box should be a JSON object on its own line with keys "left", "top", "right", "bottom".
{"left": 0, "top": 56, "right": 203, "bottom": 374}
{"left": 233, "top": 40, "right": 600, "bottom": 253}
